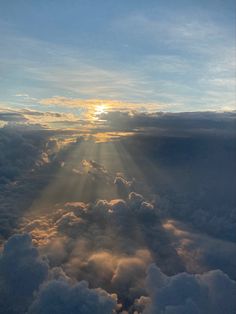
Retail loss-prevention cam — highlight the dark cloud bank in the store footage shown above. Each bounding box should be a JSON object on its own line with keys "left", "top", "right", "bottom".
{"left": 0, "top": 124, "right": 65, "bottom": 240}
{"left": 0, "top": 233, "right": 235, "bottom": 314}
{"left": 0, "top": 110, "right": 235, "bottom": 313}
{"left": 101, "top": 110, "right": 236, "bottom": 242}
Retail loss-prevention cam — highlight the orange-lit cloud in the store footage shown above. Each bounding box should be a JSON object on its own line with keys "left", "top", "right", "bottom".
{"left": 38, "top": 96, "right": 170, "bottom": 118}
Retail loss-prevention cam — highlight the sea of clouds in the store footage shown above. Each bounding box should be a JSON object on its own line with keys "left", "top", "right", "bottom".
{"left": 0, "top": 109, "right": 235, "bottom": 313}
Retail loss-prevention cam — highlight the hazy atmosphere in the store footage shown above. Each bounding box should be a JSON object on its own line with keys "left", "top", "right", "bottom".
{"left": 0, "top": 1, "right": 236, "bottom": 313}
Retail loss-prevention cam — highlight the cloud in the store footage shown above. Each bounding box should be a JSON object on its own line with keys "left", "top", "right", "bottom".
{"left": 15, "top": 94, "right": 30, "bottom": 97}
{"left": 28, "top": 280, "right": 117, "bottom": 314}
{"left": 0, "top": 107, "right": 84, "bottom": 130}
{"left": 0, "top": 124, "right": 74, "bottom": 241}
{"left": 101, "top": 110, "right": 236, "bottom": 135}
{"left": 110, "top": 11, "right": 235, "bottom": 110}
{"left": 111, "top": 250, "right": 152, "bottom": 305}
{"left": 1, "top": 233, "right": 235, "bottom": 314}
{"left": 163, "top": 219, "right": 236, "bottom": 278}
{"left": 38, "top": 96, "right": 168, "bottom": 121}
{"left": 18, "top": 180, "right": 186, "bottom": 310}
{"left": 143, "top": 264, "right": 236, "bottom": 314}
{"left": 114, "top": 176, "right": 134, "bottom": 198}
{"left": 1, "top": 110, "right": 235, "bottom": 246}
{"left": 0, "top": 111, "right": 28, "bottom": 123}
{"left": 2, "top": 104, "right": 236, "bottom": 138}
{"left": 38, "top": 97, "right": 162, "bottom": 111}
{"left": 84, "top": 111, "right": 235, "bottom": 242}
{"left": 0, "top": 234, "right": 49, "bottom": 314}
{"left": 114, "top": 13, "right": 226, "bottom": 50}
{"left": 0, "top": 233, "right": 118, "bottom": 314}
{"left": 0, "top": 117, "right": 235, "bottom": 312}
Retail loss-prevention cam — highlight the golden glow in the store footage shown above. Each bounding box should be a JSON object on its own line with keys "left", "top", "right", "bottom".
{"left": 36, "top": 96, "right": 170, "bottom": 128}
{"left": 94, "top": 104, "right": 107, "bottom": 116}
{"left": 92, "top": 131, "right": 135, "bottom": 143}
{"left": 39, "top": 96, "right": 167, "bottom": 114}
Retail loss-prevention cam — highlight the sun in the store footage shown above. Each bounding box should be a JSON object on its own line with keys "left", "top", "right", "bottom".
{"left": 94, "top": 104, "right": 107, "bottom": 116}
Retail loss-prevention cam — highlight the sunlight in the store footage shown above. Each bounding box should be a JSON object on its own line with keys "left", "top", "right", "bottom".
{"left": 94, "top": 104, "right": 107, "bottom": 116}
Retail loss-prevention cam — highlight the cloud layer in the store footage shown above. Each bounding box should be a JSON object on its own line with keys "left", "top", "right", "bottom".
{"left": 143, "top": 264, "right": 236, "bottom": 314}
{"left": 0, "top": 110, "right": 235, "bottom": 313}
{"left": 0, "top": 234, "right": 236, "bottom": 314}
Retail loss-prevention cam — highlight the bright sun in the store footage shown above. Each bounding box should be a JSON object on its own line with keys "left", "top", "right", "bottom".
{"left": 95, "top": 104, "right": 107, "bottom": 116}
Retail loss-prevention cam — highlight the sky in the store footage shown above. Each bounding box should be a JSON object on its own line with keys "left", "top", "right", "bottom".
{"left": 0, "top": 0, "right": 235, "bottom": 116}
{"left": 0, "top": 2, "right": 236, "bottom": 313}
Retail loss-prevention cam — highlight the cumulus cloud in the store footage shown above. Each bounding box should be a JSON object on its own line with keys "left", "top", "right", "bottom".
{"left": 0, "top": 125, "right": 69, "bottom": 241}
{"left": 143, "top": 264, "right": 236, "bottom": 314}
{"left": 0, "top": 233, "right": 48, "bottom": 314}
{"left": 0, "top": 123, "right": 65, "bottom": 185}
{"left": 1, "top": 233, "right": 235, "bottom": 314}
{"left": 28, "top": 280, "right": 117, "bottom": 314}
{"left": 102, "top": 114, "right": 236, "bottom": 242}
{"left": 114, "top": 176, "right": 134, "bottom": 198}
{"left": 18, "top": 184, "right": 187, "bottom": 311}
{"left": 0, "top": 233, "right": 118, "bottom": 314}
{"left": 111, "top": 250, "right": 152, "bottom": 305}
{"left": 0, "top": 115, "right": 235, "bottom": 313}
{"left": 163, "top": 219, "right": 236, "bottom": 278}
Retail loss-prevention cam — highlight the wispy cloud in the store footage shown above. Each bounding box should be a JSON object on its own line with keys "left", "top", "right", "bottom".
{"left": 0, "top": 5, "right": 235, "bottom": 112}
{"left": 39, "top": 96, "right": 169, "bottom": 111}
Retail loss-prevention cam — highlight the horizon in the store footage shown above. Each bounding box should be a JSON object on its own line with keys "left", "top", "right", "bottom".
{"left": 1, "top": 0, "right": 235, "bottom": 116}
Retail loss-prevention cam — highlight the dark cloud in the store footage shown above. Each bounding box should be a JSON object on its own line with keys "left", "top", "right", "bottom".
{"left": 28, "top": 280, "right": 117, "bottom": 314}
{"left": 0, "top": 233, "right": 118, "bottom": 314}
{"left": 163, "top": 219, "right": 236, "bottom": 279}
{"left": 101, "top": 110, "right": 236, "bottom": 136}
{"left": 0, "top": 124, "right": 74, "bottom": 241}
{"left": 105, "top": 122, "right": 236, "bottom": 242}
{"left": 114, "top": 176, "right": 134, "bottom": 198}
{"left": 0, "top": 112, "right": 28, "bottom": 123}
{"left": 0, "top": 234, "right": 49, "bottom": 314}
{"left": 0, "top": 125, "right": 55, "bottom": 184}
{"left": 142, "top": 264, "right": 236, "bottom": 314}
{"left": 0, "top": 110, "right": 235, "bottom": 313}
{"left": 19, "top": 189, "right": 185, "bottom": 309}
{"left": 0, "top": 233, "right": 235, "bottom": 314}
{"left": 0, "top": 108, "right": 80, "bottom": 128}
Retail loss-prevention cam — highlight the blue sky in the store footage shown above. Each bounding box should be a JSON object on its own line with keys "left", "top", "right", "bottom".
{"left": 0, "top": 0, "right": 235, "bottom": 113}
